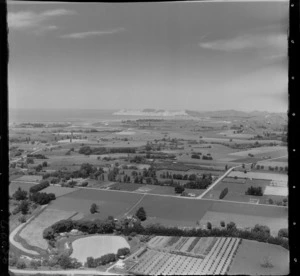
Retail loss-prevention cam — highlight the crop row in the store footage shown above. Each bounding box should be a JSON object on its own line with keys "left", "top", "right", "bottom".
{"left": 174, "top": 237, "right": 189, "bottom": 251}
{"left": 186, "top": 237, "right": 201, "bottom": 252}
{"left": 166, "top": 236, "right": 181, "bottom": 247}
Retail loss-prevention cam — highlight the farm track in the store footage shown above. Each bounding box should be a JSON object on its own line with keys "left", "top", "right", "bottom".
{"left": 123, "top": 193, "right": 146, "bottom": 216}
{"left": 9, "top": 205, "right": 48, "bottom": 256}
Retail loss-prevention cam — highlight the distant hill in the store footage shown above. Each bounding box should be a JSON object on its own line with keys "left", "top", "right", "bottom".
{"left": 113, "top": 109, "right": 188, "bottom": 117}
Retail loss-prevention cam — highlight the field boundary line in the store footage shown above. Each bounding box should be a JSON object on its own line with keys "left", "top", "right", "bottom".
{"left": 124, "top": 193, "right": 147, "bottom": 217}
{"left": 76, "top": 185, "right": 288, "bottom": 208}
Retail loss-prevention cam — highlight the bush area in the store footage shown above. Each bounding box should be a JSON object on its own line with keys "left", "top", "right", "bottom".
{"left": 85, "top": 248, "right": 130, "bottom": 268}
{"left": 219, "top": 188, "right": 228, "bottom": 199}
{"left": 85, "top": 254, "right": 116, "bottom": 268}
{"left": 27, "top": 154, "right": 48, "bottom": 159}
{"left": 29, "top": 192, "right": 56, "bottom": 205}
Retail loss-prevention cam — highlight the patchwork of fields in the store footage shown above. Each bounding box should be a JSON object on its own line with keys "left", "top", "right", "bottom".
{"left": 126, "top": 236, "right": 241, "bottom": 275}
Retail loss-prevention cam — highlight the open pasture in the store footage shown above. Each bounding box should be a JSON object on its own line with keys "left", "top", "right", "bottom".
{"left": 204, "top": 178, "right": 271, "bottom": 202}
{"left": 228, "top": 240, "right": 289, "bottom": 275}
{"left": 109, "top": 182, "right": 141, "bottom": 191}
{"left": 13, "top": 175, "right": 42, "bottom": 183}
{"left": 210, "top": 201, "right": 287, "bottom": 218}
{"left": 199, "top": 211, "right": 287, "bottom": 237}
{"left": 48, "top": 188, "right": 143, "bottom": 220}
{"left": 256, "top": 161, "right": 288, "bottom": 168}
{"left": 9, "top": 182, "right": 36, "bottom": 195}
{"left": 128, "top": 195, "right": 213, "bottom": 227}
{"left": 71, "top": 235, "right": 130, "bottom": 263}
{"left": 45, "top": 155, "right": 103, "bottom": 169}
{"left": 264, "top": 186, "right": 288, "bottom": 197}
{"left": 126, "top": 194, "right": 288, "bottom": 228}
{"left": 271, "top": 157, "right": 288, "bottom": 162}
{"left": 219, "top": 131, "right": 255, "bottom": 139}
{"left": 19, "top": 208, "right": 77, "bottom": 250}
{"left": 229, "top": 146, "right": 287, "bottom": 157}
{"left": 229, "top": 171, "right": 288, "bottom": 182}
{"left": 41, "top": 185, "right": 79, "bottom": 197}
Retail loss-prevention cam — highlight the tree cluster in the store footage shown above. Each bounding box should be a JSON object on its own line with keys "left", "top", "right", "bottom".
{"left": 43, "top": 218, "right": 115, "bottom": 240}
{"left": 245, "top": 186, "right": 263, "bottom": 196}
{"left": 29, "top": 180, "right": 50, "bottom": 193}
{"left": 29, "top": 192, "right": 56, "bottom": 205}
{"left": 85, "top": 254, "right": 116, "bottom": 268}
{"left": 27, "top": 154, "right": 48, "bottom": 159}
{"left": 12, "top": 187, "right": 28, "bottom": 201}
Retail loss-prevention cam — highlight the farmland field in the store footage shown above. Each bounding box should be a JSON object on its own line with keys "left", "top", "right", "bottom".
{"left": 109, "top": 182, "right": 142, "bottom": 191}
{"left": 9, "top": 182, "right": 36, "bottom": 195}
{"left": 228, "top": 171, "right": 288, "bottom": 182}
{"left": 203, "top": 178, "right": 271, "bottom": 202}
{"left": 128, "top": 237, "right": 241, "bottom": 275}
{"left": 210, "top": 201, "right": 288, "bottom": 217}
{"left": 48, "top": 189, "right": 143, "bottom": 220}
{"left": 127, "top": 195, "right": 213, "bottom": 227}
{"left": 229, "top": 146, "right": 287, "bottom": 157}
{"left": 12, "top": 175, "right": 42, "bottom": 182}
{"left": 199, "top": 211, "right": 287, "bottom": 236}
{"left": 228, "top": 240, "right": 289, "bottom": 275}
{"left": 41, "top": 186, "right": 79, "bottom": 197}
{"left": 71, "top": 235, "right": 130, "bottom": 263}
{"left": 264, "top": 186, "right": 288, "bottom": 196}
{"left": 19, "top": 208, "right": 77, "bottom": 250}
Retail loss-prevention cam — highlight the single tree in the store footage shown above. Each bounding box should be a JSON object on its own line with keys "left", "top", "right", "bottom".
{"left": 90, "top": 203, "right": 98, "bottom": 214}
{"left": 207, "top": 222, "right": 212, "bottom": 230}
{"left": 19, "top": 200, "right": 30, "bottom": 215}
{"left": 135, "top": 207, "right": 147, "bottom": 221}
{"left": 12, "top": 187, "right": 28, "bottom": 201}
{"left": 174, "top": 185, "right": 185, "bottom": 194}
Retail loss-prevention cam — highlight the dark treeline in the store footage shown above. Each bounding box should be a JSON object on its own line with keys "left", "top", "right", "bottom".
{"left": 43, "top": 217, "right": 288, "bottom": 250}
{"left": 79, "top": 146, "right": 136, "bottom": 155}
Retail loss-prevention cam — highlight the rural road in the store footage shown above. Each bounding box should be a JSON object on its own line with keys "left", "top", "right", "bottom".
{"left": 9, "top": 268, "right": 120, "bottom": 275}
{"left": 197, "top": 166, "right": 237, "bottom": 199}
{"left": 9, "top": 205, "right": 48, "bottom": 256}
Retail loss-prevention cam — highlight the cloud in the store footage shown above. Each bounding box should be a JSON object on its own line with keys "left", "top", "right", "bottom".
{"left": 199, "top": 33, "right": 287, "bottom": 52}
{"left": 8, "top": 9, "right": 76, "bottom": 32}
{"left": 61, "top": 28, "right": 125, "bottom": 39}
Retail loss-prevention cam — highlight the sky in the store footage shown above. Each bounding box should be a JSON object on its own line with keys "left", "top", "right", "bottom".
{"left": 8, "top": 1, "right": 288, "bottom": 112}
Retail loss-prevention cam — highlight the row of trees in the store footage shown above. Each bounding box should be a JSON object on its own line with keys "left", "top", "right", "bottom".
{"left": 85, "top": 248, "right": 130, "bottom": 268}
{"left": 29, "top": 180, "right": 50, "bottom": 193}
{"left": 42, "top": 163, "right": 104, "bottom": 181}
{"left": 79, "top": 146, "right": 136, "bottom": 155}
